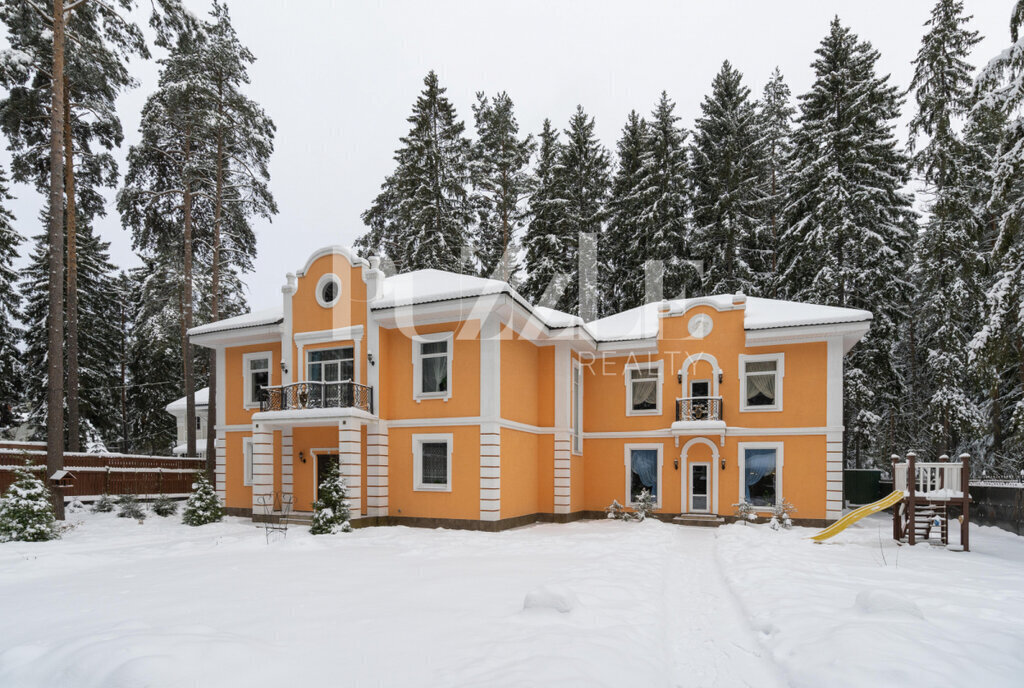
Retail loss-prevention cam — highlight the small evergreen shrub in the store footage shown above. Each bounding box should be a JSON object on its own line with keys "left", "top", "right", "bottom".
{"left": 632, "top": 489, "right": 657, "bottom": 521}
{"left": 605, "top": 499, "right": 627, "bottom": 520}
{"left": 769, "top": 501, "right": 797, "bottom": 530}
{"left": 0, "top": 462, "right": 59, "bottom": 542}
{"left": 733, "top": 501, "right": 757, "bottom": 524}
{"left": 66, "top": 498, "right": 86, "bottom": 514}
{"left": 182, "top": 473, "right": 223, "bottom": 526}
{"left": 151, "top": 494, "right": 178, "bottom": 517}
{"left": 310, "top": 459, "right": 352, "bottom": 534}
{"left": 91, "top": 494, "right": 114, "bottom": 513}
{"left": 116, "top": 493, "right": 146, "bottom": 521}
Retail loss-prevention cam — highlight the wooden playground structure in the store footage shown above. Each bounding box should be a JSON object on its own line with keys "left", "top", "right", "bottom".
{"left": 892, "top": 452, "right": 971, "bottom": 551}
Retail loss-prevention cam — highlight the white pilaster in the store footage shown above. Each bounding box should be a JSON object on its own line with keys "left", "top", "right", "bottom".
{"left": 215, "top": 345, "right": 227, "bottom": 501}
{"left": 281, "top": 428, "right": 293, "bottom": 502}
{"left": 554, "top": 431, "right": 572, "bottom": 514}
{"left": 480, "top": 422, "right": 501, "bottom": 520}
{"left": 553, "top": 343, "right": 572, "bottom": 515}
{"left": 339, "top": 420, "right": 362, "bottom": 518}
{"left": 825, "top": 336, "right": 844, "bottom": 519}
{"left": 251, "top": 424, "right": 274, "bottom": 514}
{"left": 214, "top": 430, "right": 226, "bottom": 503}
{"left": 366, "top": 422, "right": 388, "bottom": 516}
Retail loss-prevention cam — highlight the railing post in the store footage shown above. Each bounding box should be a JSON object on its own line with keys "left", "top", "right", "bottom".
{"left": 907, "top": 451, "right": 917, "bottom": 546}
{"left": 960, "top": 452, "right": 970, "bottom": 552}
{"left": 891, "top": 454, "right": 901, "bottom": 541}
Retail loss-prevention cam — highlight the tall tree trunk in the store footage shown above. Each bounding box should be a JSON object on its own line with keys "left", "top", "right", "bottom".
{"left": 183, "top": 131, "right": 196, "bottom": 458}
{"left": 205, "top": 94, "right": 224, "bottom": 483}
{"left": 64, "top": 85, "right": 80, "bottom": 453}
{"left": 120, "top": 296, "right": 128, "bottom": 454}
{"left": 47, "top": 0, "right": 66, "bottom": 520}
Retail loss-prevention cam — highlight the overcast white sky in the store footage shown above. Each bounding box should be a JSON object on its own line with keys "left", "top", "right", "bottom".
{"left": 1, "top": 0, "right": 1016, "bottom": 311}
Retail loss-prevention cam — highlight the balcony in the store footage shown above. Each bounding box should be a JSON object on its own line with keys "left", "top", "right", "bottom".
{"left": 260, "top": 381, "right": 374, "bottom": 414}
{"left": 675, "top": 396, "right": 723, "bottom": 422}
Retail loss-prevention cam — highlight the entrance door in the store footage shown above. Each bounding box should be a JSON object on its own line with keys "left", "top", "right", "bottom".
{"left": 690, "top": 463, "right": 710, "bottom": 512}
{"left": 315, "top": 452, "right": 340, "bottom": 502}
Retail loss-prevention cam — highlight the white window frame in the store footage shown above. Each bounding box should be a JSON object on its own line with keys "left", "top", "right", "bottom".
{"left": 242, "top": 437, "right": 253, "bottom": 487}
{"left": 624, "top": 360, "right": 663, "bottom": 417}
{"left": 737, "top": 441, "right": 784, "bottom": 511}
{"left": 624, "top": 443, "right": 663, "bottom": 508}
{"left": 306, "top": 346, "right": 355, "bottom": 382}
{"left": 242, "top": 351, "right": 273, "bottom": 410}
{"left": 689, "top": 462, "right": 711, "bottom": 513}
{"left": 315, "top": 273, "right": 342, "bottom": 308}
{"left": 413, "top": 433, "right": 453, "bottom": 492}
{"left": 739, "top": 352, "right": 784, "bottom": 412}
{"left": 572, "top": 360, "right": 583, "bottom": 455}
{"left": 412, "top": 332, "right": 454, "bottom": 402}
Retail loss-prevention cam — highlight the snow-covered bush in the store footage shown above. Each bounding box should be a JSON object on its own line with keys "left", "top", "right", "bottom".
{"left": 151, "top": 494, "right": 178, "bottom": 517}
{"left": 66, "top": 498, "right": 86, "bottom": 513}
{"left": 733, "top": 501, "right": 757, "bottom": 524}
{"left": 605, "top": 499, "right": 627, "bottom": 520}
{"left": 116, "top": 493, "right": 146, "bottom": 521}
{"left": 632, "top": 489, "right": 657, "bottom": 521}
{"left": 310, "top": 459, "right": 352, "bottom": 534}
{"left": 0, "top": 462, "right": 59, "bottom": 542}
{"left": 91, "top": 494, "right": 114, "bottom": 513}
{"left": 768, "top": 501, "right": 797, "bottom": 530}
{"left": 182, "top": 473, "right": 223, "bottom": 526}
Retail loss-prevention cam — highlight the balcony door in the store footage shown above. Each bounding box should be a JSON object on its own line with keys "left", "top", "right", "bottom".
{"left": 689, "top": 380, "right": 711, "bottom": 420}
{"left": 307, "top": 347, "right": 354, "bottom": 406}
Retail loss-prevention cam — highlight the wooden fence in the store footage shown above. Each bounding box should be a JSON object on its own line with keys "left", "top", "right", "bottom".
{"left": 0, "top": 441, "right": 205, "bottom": 500}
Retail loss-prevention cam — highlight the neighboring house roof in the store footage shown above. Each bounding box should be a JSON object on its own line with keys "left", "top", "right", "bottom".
{"left": 185, "top": 246, "right": 872, "bottom": 344}
{"left": 173, "top": 439, "right": 207, "bottom": 455}
{"left": 166, "top": 387, "right": 210, "bottom": 414}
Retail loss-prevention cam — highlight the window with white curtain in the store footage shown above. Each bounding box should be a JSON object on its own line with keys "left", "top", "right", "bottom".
{"left": 740, "top": 354, "right": 783, "bottom": 411}
{"left": 413, "top": 434, "right": 453, "bottom": 491}
{"left": 738, "top": 444, "right": 784, "bottom": 508}
{"left": 626, "top": 362, "right": 662, "bottom": 415}
{"left": 242, "top": 351, "right": 272, "bottom": 409}
{"left": 413, "top": 333, "right": 453, "bottom": 401}
{"left": 625, "top": 444, "right": 662, "bottom": 507}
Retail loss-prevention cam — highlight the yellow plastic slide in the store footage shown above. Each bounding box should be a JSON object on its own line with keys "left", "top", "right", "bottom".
{"left": 809, "top": 490, "right": 904, "bottom": 542}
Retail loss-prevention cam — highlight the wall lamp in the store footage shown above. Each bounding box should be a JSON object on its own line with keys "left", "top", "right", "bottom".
{"left": 674, "top": 459, "right": 679, "bottom": 470}
{"left": 298, "top": 451, "right": 306, "bottom": 464}
{"left": 280, "top": 360, "right": 288, "bottom": 375}
{"left": 721, "top": 457, "right": 727, "bottom": 471}
{"left": 368, "top": 353, "right": 376, "bottom": 366}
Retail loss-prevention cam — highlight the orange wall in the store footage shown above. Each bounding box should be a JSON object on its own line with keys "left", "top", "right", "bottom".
{"left": 500, "top": 428, "right": 540, "bottom": 518}
{"left": 388, "top": 425, "right": 481, "bottom": 520}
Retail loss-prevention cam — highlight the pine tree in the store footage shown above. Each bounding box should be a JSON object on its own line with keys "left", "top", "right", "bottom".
{"left": 782, "top": 18, "right": 917, "bottom": 466}
{"left": 755, "top": 69, "right": 795, "bottom": 298}
{"left": 182, "top": 472, "right": 223, "bottom": 526}
{"left": 310, "top": 457, "right": 352, "bottom": 535}
{"left": 116, "top": 493, "right": 146, "bottom": 521}
{"left": 971, "top": 0, "right": 1024, "bottom": 464}
{"left": 638, "top": 92, "right": 698, "bottom": 304}
{"left": 470, "top": 91, "right": 534, "bottom": 282}
{"left": 550, "top": 106, "right": 610, "bottom": 317}
{"left": 0, "top": 462, "right": 58, "bottom": 542}
{"left": 906, "top": 0, "right": 984, "bottom": 457}
{"left": 520, "top": 119, "right": 566, "bottom": 306}
{"left": 0, "top": 167, "right": 21, "bottom": 429}
{"left": 690, "top": 61, "right": 766, "bottom": 296}
{"left": 602, "top": 110, "right": 648, "bottom": 314}
{"left": 358, "top": 70, "right": 472, "bottom": 273}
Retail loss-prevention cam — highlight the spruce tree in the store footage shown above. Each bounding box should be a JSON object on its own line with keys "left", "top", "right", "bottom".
{"left": 0, "top": 167, "right": 21, "bottom": 430}
{"left": 782, "top": 18, "right": 917, "bottom": 466}
{"left": 602, "top": 110, "right": 648, "bottom": 314}
{"left": 906, "top": 0, "right": 984, "bottom": 456}
{"left": 310, "top": 458, "right": 352, "bottom": 535}
{"left": 550, "top": 106, "right": 610, "bottom": 317}
{"left": 520, "top": 119, "right": 566, "bottom": 306}
{"left": 470, "top": 92, "right": 534, "bottom": 282}
{"left": 182, "top": 472, "right": 223, "bottom": 526}
{"left": 358, "top": 71, "right": 472, "bottom": 273}
{"left": 971, "top": 0, "right": 1024, "bottom": 463}
{"left": 755, "top": 69, "right": 795, "bottom": 298}
{"left": 690, "top": 61, "right": 766, "bottom": 296}
{"left": 638, "top": 92, "right": 698, "bottom": 304}
{"left": 0, "top": 462, "right": 58, "bottom": 542}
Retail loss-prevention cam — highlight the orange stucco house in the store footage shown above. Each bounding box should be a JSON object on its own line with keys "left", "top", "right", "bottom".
{"left": 188, "top": 244, "right": 871, "bottom": 529}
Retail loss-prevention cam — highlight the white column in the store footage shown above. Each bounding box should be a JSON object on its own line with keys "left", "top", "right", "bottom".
{"left": 214, "top": 430, "right": 226, "bottom": 503}
{"left": 281, "top": 429, "right": 293, "bottom": 503}
{"left": 554, "top": 431, "right": 572, "bottom": 514}
{"left": 480, "top": 422, "right": 501, "bottom": 520}
{"left": 339, "top": 420, "right": 362, "bottom": 519}
{"left": 366, "top": 422, "right": 388, "bottom": 517}
{"left": 214, "top": 345, "right": 227, "bottom": 503}
{"left": 251, "top": 423, "right": 274, "bottom": 514}
{"left": 553, "top": 343, "right": 572, "bottom": 515}
{"left": 825, "top": 336, "right": 844, "bottom": 520}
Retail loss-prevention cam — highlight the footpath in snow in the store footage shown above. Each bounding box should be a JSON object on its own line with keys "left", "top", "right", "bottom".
{"left": 1, "top": 512, "right": 1023, "bottom": 687}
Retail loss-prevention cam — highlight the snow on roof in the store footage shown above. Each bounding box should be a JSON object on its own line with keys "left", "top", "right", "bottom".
{"left": 188, "top": 308, "right": 283, "bottom": 337}
{"left": 173, "top": 439, "right": 207, "bottom": 455}
{"left": 166, "top": 387, "right": 209, "bottom": 414}
{"left": 532, "top": 306, "right": 584, "bottom": 329}
{"left": 586, "top": 295, "right": 871, "bottom": 341}
{"left": 374, "top": 269, "right": 522, "bottom": 309}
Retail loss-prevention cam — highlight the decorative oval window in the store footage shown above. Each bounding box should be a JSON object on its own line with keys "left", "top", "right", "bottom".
{"left": 316, "top": 273, "right": 342, "bottom": 308}
{"left": 687, "top": 313, "right": 713, "bottom": 339}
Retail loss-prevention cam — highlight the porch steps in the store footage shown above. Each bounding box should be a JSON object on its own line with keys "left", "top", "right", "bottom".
{"left": 672, "top": 513, "right": 725, "bottom": 528}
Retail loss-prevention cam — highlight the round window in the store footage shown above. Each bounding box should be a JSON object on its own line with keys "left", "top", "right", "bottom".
{"left": 316, "top": 274, "right": 342, "bottom": 308}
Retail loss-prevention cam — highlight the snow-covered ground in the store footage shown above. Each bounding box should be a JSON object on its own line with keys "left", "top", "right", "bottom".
{"left": 1, "top": 513, "right": 1022, "bottom": 687}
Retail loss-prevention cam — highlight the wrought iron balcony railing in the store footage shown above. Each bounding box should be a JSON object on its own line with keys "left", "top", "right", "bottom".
{"left": 259, "top": 381, "right": 374, "bottom": 414}
{"left": 675, "top": 396, "right": 723, "bottom": 422}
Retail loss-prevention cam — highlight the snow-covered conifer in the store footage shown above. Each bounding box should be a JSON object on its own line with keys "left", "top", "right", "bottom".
{"left": 151, "top": 494, "right": 178, "bottom": 517}
{"left": 310, "top": 458, "right": 352, "bottom": 535}
{"left": 182, "top": 472, "right": 223, "bottom": 526}
{"left": 602, "top": 111, "right": 648, "bottom": 314}
{"left": 0, "top": 462, "right": 58, "bottom": 542}
{"left": 755, "top": 69, "right": 795, "bottom": 297}
{"left": 632, "top": 489, "right": 657, "bottom": 521}
{"left": 520, "top": 119, "right": 565, "bottom": 306}
{"left": 91, "top": 493, "right": 114, "bottom": 513}
{"left": 116, "top": 493, "right": 146, "bottom": 521}
{"left": 0, "top": 166, "right": 21, "bottom": 429}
